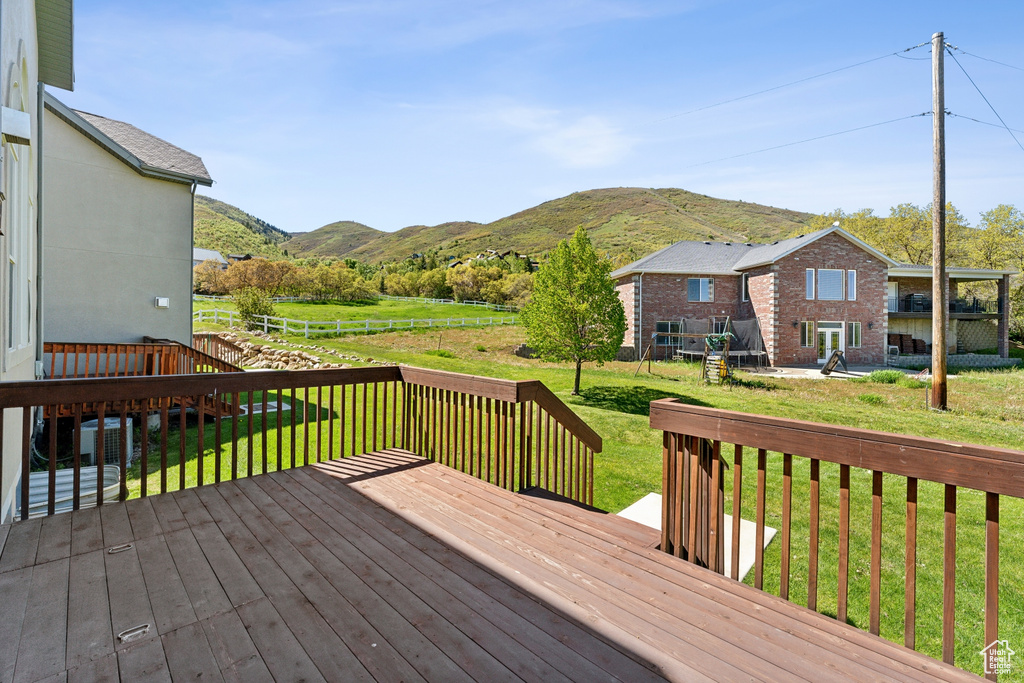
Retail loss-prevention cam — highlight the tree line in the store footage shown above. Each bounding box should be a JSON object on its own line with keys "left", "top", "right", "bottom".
{"left": 193, "top": 254, "right": 535, "bottom": 308}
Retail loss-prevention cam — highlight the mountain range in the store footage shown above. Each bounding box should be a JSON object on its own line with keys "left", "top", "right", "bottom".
{"left": 194, "top": 188, "right": 816, "bottom": 264}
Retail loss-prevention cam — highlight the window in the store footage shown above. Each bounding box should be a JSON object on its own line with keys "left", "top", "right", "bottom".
{"left": 656, "top": 321, "right": 681, "bottom": 346}
{"left": 847, "top": 270, "right": 857, "bottom": 301}
{"left": 805, "top": 269, "right": 814, "bottom": 299}
{"left": 847, "top": 322, "right": 862, "bottom": 348}
{"left": 818, "top": 269, "right": 844, "bottom": 300}
{"left": 741, "top": 273, "right": 750, "bottom": 302}
{"left": 800, "top": 321, "right": 814, "bottom": 347}
{"left": 4, "top": 55, "right": 33, "bottom": 360}
{"left": 687, "top": 277, "right": 714, "bottom": 302}
{"left": 712, "top": 319, "right": 728, "bottom": 334}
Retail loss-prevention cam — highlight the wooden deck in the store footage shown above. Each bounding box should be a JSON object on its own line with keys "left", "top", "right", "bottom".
{"left": 0, "top": 451, "right": 979, "bottom": 682}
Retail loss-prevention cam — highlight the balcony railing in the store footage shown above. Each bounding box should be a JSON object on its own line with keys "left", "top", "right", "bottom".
{"left": 192, "top": 332, "right": 246, "bottom": 366}
{"left": 651, "top": 400, "right": 1021, "bottom": 676}
{"left": 887, "top": 295, "right": 1002, "bottom": 315}
{"left": 1, "top": 365, "right": 599, "bottom": 520}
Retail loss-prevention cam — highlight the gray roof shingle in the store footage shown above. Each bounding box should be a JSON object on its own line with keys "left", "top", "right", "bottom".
{"left": 611, "top": 226, "right": 899, "bottom": 279}
{"left": 74, "top": 110, "right": 212, "bottom": 184}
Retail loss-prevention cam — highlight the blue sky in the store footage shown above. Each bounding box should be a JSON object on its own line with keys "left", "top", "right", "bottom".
{"left": 60, "top": 1, "right": 1024, "bottom": 234}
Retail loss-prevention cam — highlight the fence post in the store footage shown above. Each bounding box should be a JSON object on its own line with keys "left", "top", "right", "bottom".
{"left": 305, "top": 321, "right": 309, "bottom": 338}
{"left": 366, "top": 320, "right": 370, "bottom": 332}
{"left": 263, "top": 316, "right": 268, "bottom": 333}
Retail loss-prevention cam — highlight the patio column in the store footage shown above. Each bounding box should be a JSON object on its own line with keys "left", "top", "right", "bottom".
{"left": 998, "top": 274, "right": 1010, "bottom": 358}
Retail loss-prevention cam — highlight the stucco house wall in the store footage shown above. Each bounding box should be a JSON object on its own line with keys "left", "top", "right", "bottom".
{"left": 1, "top": 0, "right": 66, "bottom": 521}
{"left": 42, "top": 105, "right": 207, "bottom": 345}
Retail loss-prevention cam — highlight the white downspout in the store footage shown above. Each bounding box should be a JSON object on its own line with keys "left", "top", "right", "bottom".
{"left": 188, "top": 180, "right": 197, "bottom": 343}
{"left": 34, "top": 82, "right": 43, "bottom": 377}
{"left": 638, "top": 272, "right": 644, "bottom": 359}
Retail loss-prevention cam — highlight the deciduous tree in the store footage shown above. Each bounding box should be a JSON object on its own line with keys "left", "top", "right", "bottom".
{"left": 521, "top": 227, "right": 625, "bottom": 395}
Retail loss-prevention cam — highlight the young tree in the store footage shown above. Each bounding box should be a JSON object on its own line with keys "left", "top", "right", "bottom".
{"left": 521, "top": 226, "right": 625, "bottom": 395}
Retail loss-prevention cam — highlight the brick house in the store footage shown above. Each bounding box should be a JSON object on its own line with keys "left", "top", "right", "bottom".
{"left": 612, "top": 225, "right": 1014, "bottom": 366}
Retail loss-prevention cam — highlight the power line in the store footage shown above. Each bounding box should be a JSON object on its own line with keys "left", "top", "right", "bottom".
{"left": 947, "top": 111, "right": 1024, "bottom": 136}
{"left": 946, "top": 44, "right": 1024, "bottom": 73}
{"left": 648, "top": 41, "right": 930, "bottom": 125}
{"left": 686, "top": 112, "right": 931, "bottom": 168}
{"left": 946, "top": 47, "right": 1024, "bottom": 155}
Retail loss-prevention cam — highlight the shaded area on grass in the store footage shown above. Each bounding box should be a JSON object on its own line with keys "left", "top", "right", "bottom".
{"left": 571, "top": 385, "right": 709, "bottom": 416}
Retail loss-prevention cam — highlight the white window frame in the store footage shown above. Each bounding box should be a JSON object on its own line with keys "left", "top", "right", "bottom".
{"left": 799, "top": 321, "right": 814, "bottom": 347}
{"left": 847, "top": 270, "right": 857, "bottom": 301}
{"left": 805, "top": 269, "right": 814, "bottom": 300}
{"left": 687, "top": 277, "right": 714, "bottom": 303}
{"left": 741, "top": 273, "right": 749, "bottom": 302}
{"left": 4, "top": 53, "right": 35, "bottom": 368}
{"left": 817, "top": 269, "right": 844, "bottom": 301}
{"left": 847, "top": 321, "right": 862, "bottom": 348}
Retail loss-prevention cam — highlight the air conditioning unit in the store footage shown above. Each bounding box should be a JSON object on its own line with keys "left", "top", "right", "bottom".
{"left": 81, "top": 417, "right": 133, "bottom": 467}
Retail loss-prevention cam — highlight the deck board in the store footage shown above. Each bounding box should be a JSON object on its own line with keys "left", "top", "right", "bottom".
{"left": 379, "top": 462, "right": 933, "bottom": 682}
{"left": 0, "top": 450, "right": 983, "bottom": 682}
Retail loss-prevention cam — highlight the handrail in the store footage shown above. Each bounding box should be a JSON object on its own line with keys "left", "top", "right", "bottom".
{"left": 192, "top": 333, "right": 245, "bottom": 366}
{"left": 3, "top": 365, "right": 599, "bottom": 519}
{"left": 46, "top": 340, "right": 243, "bottom": 378}
{"left": 650, "top": 399, "right": 1020, "bottom": 677}
{"left": 398, "top": 366, "right": 602, "bottom": 452}
{"left": 650, "top": 401, "right": 1024, "bottom": 497}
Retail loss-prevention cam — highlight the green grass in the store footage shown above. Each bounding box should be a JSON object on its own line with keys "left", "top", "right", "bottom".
{"left": 194, "top": 298, "right": 512, "bottom": 323}
{"left": 137, "top": 321, "right": 1024, "bottom": 676}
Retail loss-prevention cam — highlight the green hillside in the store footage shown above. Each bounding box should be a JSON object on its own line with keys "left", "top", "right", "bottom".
{"left": 193, "top": 203, "right": 289, "bottom": 259}
{"left": 288, "top": 187, "right": 815, "bottom": 263}
{"left": 196, "top": 195, "right": 290, "bottom": 243}
{"left": 280, "top": 220, "right": 384, "bottom": 258}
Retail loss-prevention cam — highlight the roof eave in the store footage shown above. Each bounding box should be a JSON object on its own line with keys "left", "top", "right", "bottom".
{"left": 45, "top": 93, "right": 213, "bottom": 186}
{"left": 37, "top": 0, "right": 74, "bottom": 91}
{"left": 889, "top": 266, "right": 1018, "bottom": 279}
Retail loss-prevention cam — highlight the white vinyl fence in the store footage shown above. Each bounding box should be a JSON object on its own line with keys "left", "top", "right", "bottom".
{"left": 193, "top": 293, "right": 517, "bottom": 312}
{"left": 193, "top": 309, "right": 517, "bottom": 338}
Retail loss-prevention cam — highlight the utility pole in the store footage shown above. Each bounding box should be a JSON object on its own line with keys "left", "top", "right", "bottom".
{"left": 931, "top": 31, "right": 948, "bottom": 410}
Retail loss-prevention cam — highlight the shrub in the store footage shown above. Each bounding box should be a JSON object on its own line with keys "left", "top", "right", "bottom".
{"left": 863, "top": 369, "right": 905, "bottom": 384}
{"left": 233, "top": 287, "right": 276, "bottom": 331}
{"left": 858, "top": 393, "right": 886, "bottom": 405}
{"left": 424, "top": 349, "right": 456, "bottom": 359}
{"left": 475, "top": 344, "right": 487, "bottom": 352}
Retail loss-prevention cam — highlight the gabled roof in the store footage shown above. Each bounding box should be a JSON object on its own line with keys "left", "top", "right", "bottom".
{"left": 44, "top": 93, "right": 213, "bottom": 186}
{"left": 610, "top": 240, "right": 760, "bottom": 277}
{"left": 732, "top": 226, "right": 900, "bottom": 270}
{"left": 610, "top": 226, "right": 900, "bottom": 279}
{"left": 193, "top": 248, "right": 227, "bottom": 264}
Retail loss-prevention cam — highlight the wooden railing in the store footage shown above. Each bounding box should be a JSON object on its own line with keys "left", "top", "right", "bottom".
{"left": 45, "top": 341, "right": 241, "bottom": 379}
{"left": 651, "top": 400, "right": 1021, "bottom": 679}
{"left": 1, "top": 366, "right": 599, "bottom": 520}
{"left": 43, "top": 341, "right": 242, "bottom": 418}
{"left": 192, "top": 333, "right": 245, "bottom": 367}
{"left": 401, "top": 367, "right": 600, "bottom": 505}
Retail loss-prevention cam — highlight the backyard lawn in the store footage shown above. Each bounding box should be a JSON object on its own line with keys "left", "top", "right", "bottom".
{"left": 193, "top": 297, "right": 509, "bottom": 323}
{"left": 164, "top": 317, "right": 1024, "bottom": 676}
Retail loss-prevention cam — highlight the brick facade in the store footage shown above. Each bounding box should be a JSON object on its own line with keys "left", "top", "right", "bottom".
{"left": 766, "top": 232, "right": 888, "bottom": 365}
{"left": 614, "top": 231, "right": 889, "bottom": 366}
{"left": 615, "top": 273, "right": 742, "bottom": 360}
